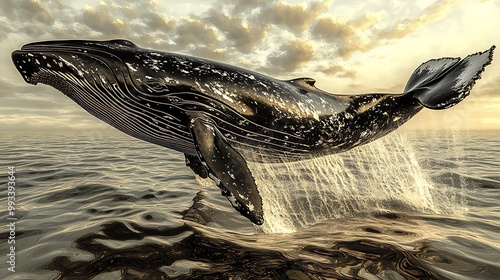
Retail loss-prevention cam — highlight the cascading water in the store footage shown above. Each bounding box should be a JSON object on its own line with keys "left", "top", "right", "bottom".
{"left": 249, "top": 133, "right": 468, "bottom": 233}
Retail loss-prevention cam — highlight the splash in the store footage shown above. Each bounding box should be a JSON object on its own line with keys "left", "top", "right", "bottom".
{"left": 249, "top": 133, "right": 467, "bottom": 233}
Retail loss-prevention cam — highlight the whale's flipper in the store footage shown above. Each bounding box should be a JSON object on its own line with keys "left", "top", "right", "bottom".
{"left": 189, "top": 117, "right": 264, "bottom": 225}
{"left": 405, "top": 46, "right": 495, "bottom": 109}
{"left": 184, "top": 154, "right": 209, "bottom": 179}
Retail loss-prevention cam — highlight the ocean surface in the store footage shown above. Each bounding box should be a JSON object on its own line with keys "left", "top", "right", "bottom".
{"left": 0, "top": 129, "right": 499, "bottom": 280}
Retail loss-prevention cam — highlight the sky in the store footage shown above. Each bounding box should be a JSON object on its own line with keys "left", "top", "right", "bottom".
{"left": 0, "top": 0, "right": 499, "bottom": 131}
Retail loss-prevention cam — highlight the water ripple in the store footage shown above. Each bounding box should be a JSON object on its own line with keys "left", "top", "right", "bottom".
{"left": 0, "top": 130, "right": 499, "bottom": 279}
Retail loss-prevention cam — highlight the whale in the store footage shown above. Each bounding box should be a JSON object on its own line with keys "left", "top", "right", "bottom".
{"left": 11, "top": 40, "right": 494, "bottom": 225}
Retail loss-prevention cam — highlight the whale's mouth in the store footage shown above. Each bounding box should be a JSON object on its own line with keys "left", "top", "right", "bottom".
{"left": 11, "top": 44, "right": 97, "bottom": 99}
{"left": 12, "top": 43, "right": 80, "bottom": 87}
{"left": 12, "top": 40, "right": 138, "bottom": 89}
{"left": 11, "top": 48, "right": 88, "bottom": 98}
{"left": 11, "top": 41, "right": 110, "bottom": 91}
{"left": 11, "top": 50, "right": 42, "bottom": 85}
{"left": 12, "top": 49, "right": 82, "bottom": 99}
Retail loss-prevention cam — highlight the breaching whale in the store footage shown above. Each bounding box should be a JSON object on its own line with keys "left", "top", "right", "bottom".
{"left": 11, "top": 40, "right": 494, "bottom": 225}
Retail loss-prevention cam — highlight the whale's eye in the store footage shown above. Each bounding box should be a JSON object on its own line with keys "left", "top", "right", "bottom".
{"left": 145, "top": 78, "right": 169, "bottom": 93}
{"left": 148, "top": 81, "right": 165, "bottom": 90}
{"left": 168, "top": 96, "right": 181, "bottom": 103}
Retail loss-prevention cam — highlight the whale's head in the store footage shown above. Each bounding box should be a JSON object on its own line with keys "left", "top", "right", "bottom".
{"left": 11, "top": 40, "right": 200, "bottom": 99}
{"left": 12, "top": 40, "right": 197, "bottom": 152}
{"left": 11, "top": 40, "right": 152, "bottom": 97}
{"left": 12, "top": 40, "right": 138, "bottom": 79}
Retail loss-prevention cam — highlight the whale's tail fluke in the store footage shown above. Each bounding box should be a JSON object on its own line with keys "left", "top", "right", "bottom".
{"left": 404, "top": 46, "right": 495, "bottom": 110}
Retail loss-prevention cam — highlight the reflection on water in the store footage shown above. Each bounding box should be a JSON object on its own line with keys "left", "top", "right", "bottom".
{"left": 41, "top": 218, "right": 445, "bottom": 279}
{"left": 0, "top": 130, "right": 499, "bottom": 279}
{"left": 43, "top": 212, "right": 500, "bottom": 280}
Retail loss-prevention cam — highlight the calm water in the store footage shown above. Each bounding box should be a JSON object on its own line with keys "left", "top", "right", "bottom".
{"left": 0, "top": 129, "right": 499, "bottom": 279}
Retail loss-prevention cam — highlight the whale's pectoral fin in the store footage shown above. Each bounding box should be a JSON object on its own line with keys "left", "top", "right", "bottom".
{"left": 405, "top": 46, "right": 495, "bottom": 109}
{"left": 184, "top": 154, "right": 209, "bottom": 179}
{"left": 189, "top": 117, "right": 264, "bottom": 225}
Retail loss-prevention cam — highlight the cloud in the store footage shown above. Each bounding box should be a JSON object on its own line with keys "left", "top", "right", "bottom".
{"left": 76, "top": 1, "right": 178, "bottom": 41}
{"left": 0, "top": 112, "right": 102, "bottom": 131}
{"left": 472, "top": 76, "right": 500, "bottom": 97}
{"left": 143, "top": 12, "right": 174, "bottom": 33}
{"left": 81, "top": 4, "right": 128, "bottom": 37}
{"left": 216, "top": 0, "right": 268, "bottom": 14}
{"left": 377, "top": 0, "right": 459, "bottom": 40}
{"left": 0, "top": 77, "right": 99, "bottom": 131}
{"left": 0, "top": 78, "right": 72, "bottom": 108}
{"left": 206, "top": 9, "right": 268, "bottom": 54}
{"left": 315, "top": 64, "right": 357, "bottom": 78}
{"left": 260, "top": 1, "right": 331, "bottom": 33}
{"left": 1, "top": 0, "right": 55, "bottom": 25}
{"left": 0, "top": 17, "right": 14, "bottom": 40}
{"left": 266, "top": 39, "right": 314, "bottom": 74}
{"left": 310, "top": 17, "right": 361, "bottom": 58}
{"left": 0, "top": 0, "right": 58, "bottom": 37}
{"left": 175, "top": 18, "right": 217, "bottom": 47}
{"left": 311, "top": 17, "right": 354, "bottom": 40}
{"left": 173, "top": 17, "right": 226, "bottom": 59}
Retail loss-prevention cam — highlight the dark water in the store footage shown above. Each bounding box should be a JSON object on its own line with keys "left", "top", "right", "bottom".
{"left": 0, "top": 129, "right": 499, "bottom": 279}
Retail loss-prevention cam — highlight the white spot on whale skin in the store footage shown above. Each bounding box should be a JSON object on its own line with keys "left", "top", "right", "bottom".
{"left": 126, "top": 63, "right": 138, "bottom": 72}
{"left": 247, "top": 202, "right": 255, "bottom": 212}
{"left": 238, "top": 193, "right": 248, "bottom": 201}
{"left": 164, "top": 77, "right": 178, "bottom": 84}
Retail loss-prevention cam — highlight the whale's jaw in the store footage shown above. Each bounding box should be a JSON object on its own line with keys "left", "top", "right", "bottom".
{"left": 12, "top": 50, "right": 41, "bottom": 85}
